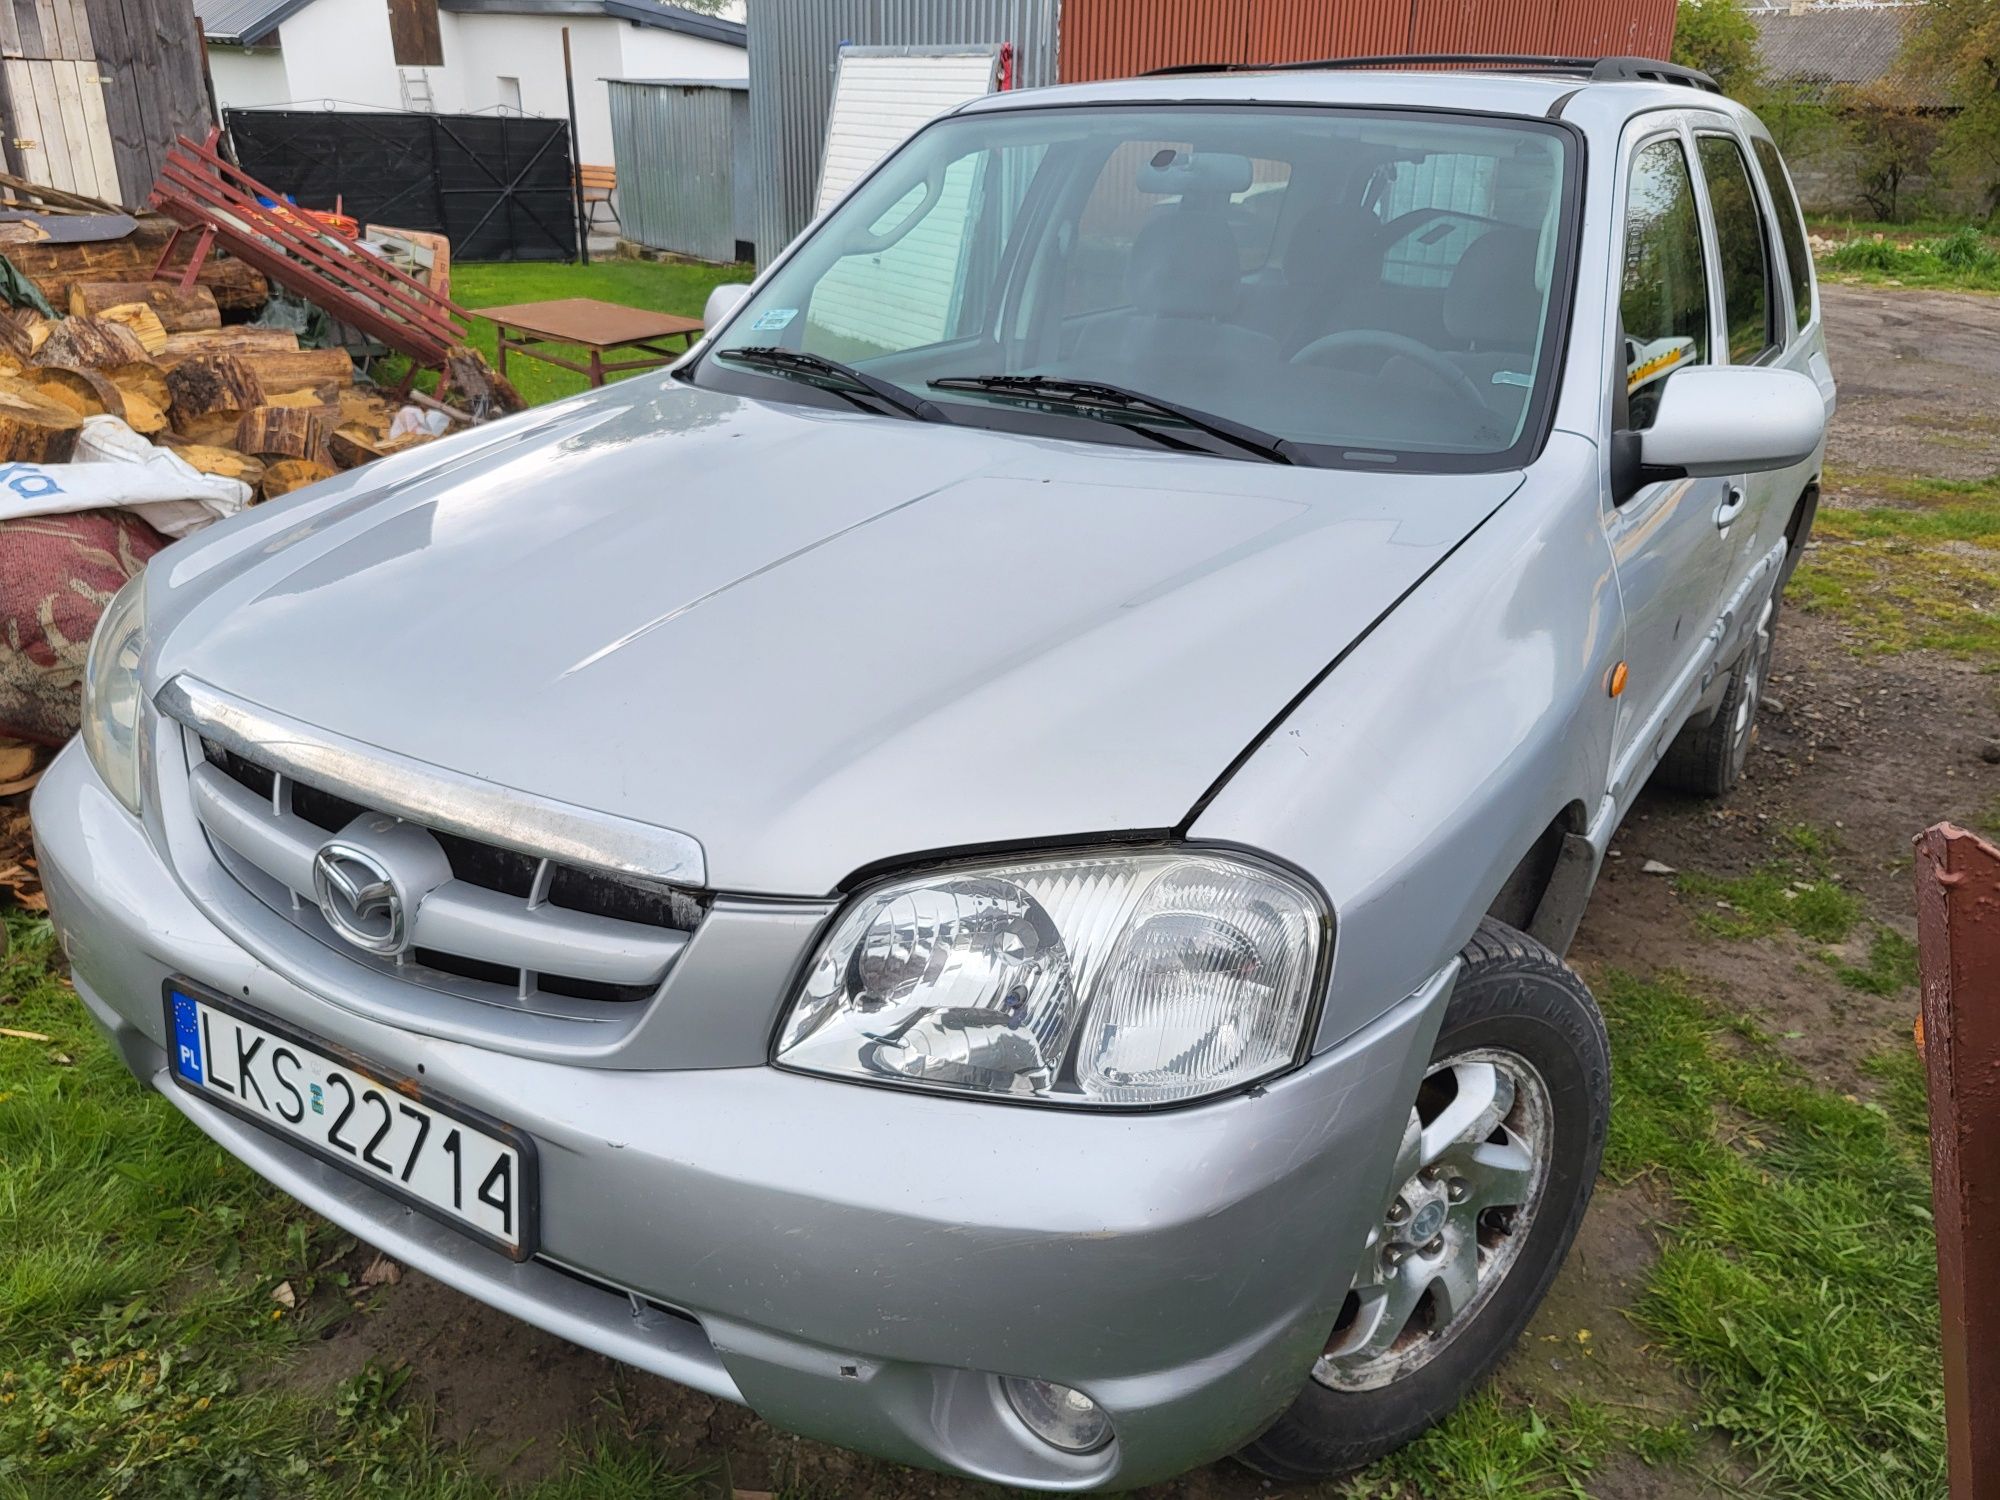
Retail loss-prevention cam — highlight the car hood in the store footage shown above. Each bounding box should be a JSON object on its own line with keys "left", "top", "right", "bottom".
{"left": 152, "top": 380, "right": 1520, "bottom": 895}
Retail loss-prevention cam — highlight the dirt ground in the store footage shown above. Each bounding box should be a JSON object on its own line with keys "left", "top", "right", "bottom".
{"left": 288, "top": 284, "right": 1995, "bottom": 1498}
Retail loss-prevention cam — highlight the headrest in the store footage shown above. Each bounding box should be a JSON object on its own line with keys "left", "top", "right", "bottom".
{"left": 1136, "top": 150, "right": 1253, "bottom": 198}
{"left": 1127, "top": 209, "right": 1245, "bottom": 319}
{"left": 1282, "top": 202, "right": 1380, "bottom": 289}
{"left": 1444, "top": 228, "right": 1542, "bottom": 347}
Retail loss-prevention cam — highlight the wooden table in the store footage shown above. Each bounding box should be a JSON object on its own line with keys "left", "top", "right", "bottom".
{"left": 476, "top": 297, "right": 704, "bottom": 387}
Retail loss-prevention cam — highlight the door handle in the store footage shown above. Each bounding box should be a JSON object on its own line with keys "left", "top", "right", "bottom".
{"left": 1715, "top": 485, "right": 1746, "bottom": 530}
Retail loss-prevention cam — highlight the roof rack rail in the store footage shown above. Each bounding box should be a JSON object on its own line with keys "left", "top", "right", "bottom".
{"left": 1141, "top": 52, "right": 1723, "bottom": 94}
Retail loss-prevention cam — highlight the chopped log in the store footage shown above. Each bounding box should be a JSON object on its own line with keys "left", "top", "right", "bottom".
{"left": 103, "top": 361, "right": 170, "bottom": 410}
{"left": 444, "top": 345, "right": 526, "bottom": 414}
{"left": 68, "top": 280, "right": 222, "bottom": 330}
{"left": 121, "top": 392, "right": 168, "bottom": 435}
{"left": 235, "top": 347, "right": 354, "bottom": 394}
{"left": 330, "top": 422, "right": 431, "bottom": 469}
{"left": 0, "top": 314, "right": 53, "bottom": 360}
{"left": 162, "top": 440, "right": 265, "bottom": 489}
{"left": 338, "top": 386, "right": 402, "bottom": 433}
{"left": 0, "top": 380, "right": 83, "bottom": 460}
{"left": 261, "top": 459, "right": 336, "bottom": 499}
{"left": 158, "top": 328, "right": 302, "bottom": 367}
{"left": 30, "top": 366, "right": 125, "bottom": 419}
{"left": 94, "top": 303, "right": 168, "bottom": 355}
{"left": 167, "top": 354, "right": 265, "bottom": 436}
{"left": 237, "top": 403, "right": 334, "bottom": 463}
{"left": 265, "top": 386, "right": 337, "bottom": 408}
{"left": 7, "top": 219, "right": 268, "bottom": 313}
{"left": 33, "top": 316, "right": 149, "bottom": 370}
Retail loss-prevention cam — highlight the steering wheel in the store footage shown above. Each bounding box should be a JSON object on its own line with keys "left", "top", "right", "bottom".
{"left": 1290, "top": 329, "right": 1491, "bottom": 418}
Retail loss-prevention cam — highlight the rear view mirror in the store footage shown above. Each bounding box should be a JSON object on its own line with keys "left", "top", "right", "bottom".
{"left": 1638, "top": 366, "right": 1825, "bottom": 479}
{"left": 703, "top": 283, "right": 751, "bottom": 330}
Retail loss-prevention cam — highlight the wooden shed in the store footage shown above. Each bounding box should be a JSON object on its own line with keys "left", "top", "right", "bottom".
{"left": 0, "top": 0, "right": 211, "bottom": 205}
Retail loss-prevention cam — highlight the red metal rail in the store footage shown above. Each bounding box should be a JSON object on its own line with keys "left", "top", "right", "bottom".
{"left": 148, "top": 133, "right": 469, "bottom": 368}
{"left": 1915, "top": 821, "right": 2000, "bottom": 1500}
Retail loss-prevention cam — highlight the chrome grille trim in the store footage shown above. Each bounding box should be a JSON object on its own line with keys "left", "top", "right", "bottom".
{"left": 159, "top": 675, "right": 707, "bottom": 888}
{"left": 189, "top": 764, "right": 689, "bottom": 988}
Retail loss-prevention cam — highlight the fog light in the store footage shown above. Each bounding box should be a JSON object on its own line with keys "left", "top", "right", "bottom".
{"left": 1001, "top": 1376, "right": 1112, "bottom": 1454}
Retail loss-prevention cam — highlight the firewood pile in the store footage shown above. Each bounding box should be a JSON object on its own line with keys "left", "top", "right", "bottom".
{"left": 0, "top": 276, "right": 449, "bottom": 496}
{"left": 0, "top": 211, "right": 513, "bottom": 914}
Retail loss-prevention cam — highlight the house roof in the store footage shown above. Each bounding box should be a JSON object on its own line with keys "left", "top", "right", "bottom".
{"left": 199, "top": 0, "right": 744, "bottom": 47}
{"left": 438, "top": 0, "right": 745, "bottom": 44}
{"left": 1749, "top": 2, "right": 1950, "bottom": 107}
{"left": 195, "top": 0, "right": 317, "bottom": 47}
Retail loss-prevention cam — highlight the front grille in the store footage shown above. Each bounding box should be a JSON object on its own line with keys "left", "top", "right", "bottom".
{"left": 188, "top": 739, "right": 704, "bottom": 1016}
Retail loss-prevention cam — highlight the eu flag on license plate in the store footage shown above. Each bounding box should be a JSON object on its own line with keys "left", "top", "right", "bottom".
{"left": 170, "top": 990, "right": 203, "bottom": 1084}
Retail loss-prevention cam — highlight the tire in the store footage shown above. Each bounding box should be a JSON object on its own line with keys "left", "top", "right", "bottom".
{"left": 1235, "top": 918, "right": 1610, "bottom": 1484}
{"left": 1655, "top": 595, "right": 1776, "bottom": 799}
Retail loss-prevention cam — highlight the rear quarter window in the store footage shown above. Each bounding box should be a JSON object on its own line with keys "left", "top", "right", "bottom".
{"left": 1752, "top": 136, "right": 1815, "bottom": 332}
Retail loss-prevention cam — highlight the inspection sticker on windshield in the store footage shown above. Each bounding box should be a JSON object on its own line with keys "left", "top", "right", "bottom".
{"left": 751, "top": 307, "right": 798, "bottom": 331}
{"left": 163, "top": 982, "right": 537, "bottom": 1259}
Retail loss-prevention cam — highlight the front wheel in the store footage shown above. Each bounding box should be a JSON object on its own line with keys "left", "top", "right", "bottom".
{"left": 1236, "top": 919, "right": 1610, "bottom": 1483}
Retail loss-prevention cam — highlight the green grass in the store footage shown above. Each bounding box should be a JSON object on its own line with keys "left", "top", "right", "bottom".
{"left": 451, "top": 258, "right": 747, "bottom": 406}
{"left": 1822, "top": 927, "right": 1920, "bottom": 997}
{"left": 0, "top": 910, "right": 703, "bottom": 1498}
{"left": 1599, "top": 971, "right": 1943, "bottom": 1499}
{"left": 1817, "top": 226, "right": 2000, "bottom": 293}
{"left": 1795, "top": 470, "right": 2000, "bottom": 661}
{"left": 1674, "top": 860, "right": 1861, "bottom": 944}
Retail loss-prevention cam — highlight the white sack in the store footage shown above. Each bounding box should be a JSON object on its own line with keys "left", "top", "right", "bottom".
{"left": 0, "top": 415, "right": 260, "bottom": 538}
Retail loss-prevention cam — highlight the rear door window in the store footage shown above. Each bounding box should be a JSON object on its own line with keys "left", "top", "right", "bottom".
{"left": 1620, "top": 136, "right": 1710, "bottom": 428}
{"left": 1752, "top": 136, "right": 1815, "bottom": 332}
{"left": 1696, "top": 133, "right": 1780, "bottom": 365}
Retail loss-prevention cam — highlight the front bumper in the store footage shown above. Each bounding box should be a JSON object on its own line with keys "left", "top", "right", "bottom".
{"left": 34, "top": 739, "right": 1451, "bottom": 1490}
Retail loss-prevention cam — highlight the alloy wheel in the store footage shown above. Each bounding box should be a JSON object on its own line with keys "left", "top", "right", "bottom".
{"left": 1313, "top": 1047, "right": 1554, "bottom": 1392}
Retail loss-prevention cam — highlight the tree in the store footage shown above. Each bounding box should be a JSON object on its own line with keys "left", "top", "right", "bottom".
{"left": 1905, "top": 0, "right": 2000, "bottom": 214}
{"left": 1837, "top": 80, "right": 1946, "bottom": 220}
{"left": 1673, "top": 0, "right": 1763, "bottom": 97}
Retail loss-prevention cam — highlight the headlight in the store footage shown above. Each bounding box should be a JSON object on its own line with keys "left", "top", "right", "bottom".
{"left": 80, "top": 571, "right": 147, "bottom": 814}
{"left": 777, "top": 849, "right": 1326, "bottom": 1107}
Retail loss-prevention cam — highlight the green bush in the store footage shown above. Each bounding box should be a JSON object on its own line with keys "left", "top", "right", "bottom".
{"left": 1932, "top": 225, "right": 1999, "bottom": 272}
{"left": 1825, "top": 237, "right": 1905, "bottom": 272}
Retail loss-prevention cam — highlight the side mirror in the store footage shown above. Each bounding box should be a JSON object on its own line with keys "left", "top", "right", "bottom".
{"left": 703, "top": 283, "right": 751, "bottom": 330}
{"left": 1638, "top": 365, "right": 1826, "bottom": 479}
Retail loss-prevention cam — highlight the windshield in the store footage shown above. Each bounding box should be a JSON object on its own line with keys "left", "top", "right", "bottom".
{"left": 696, "top": 104, "right": 1576, "bottom": 471}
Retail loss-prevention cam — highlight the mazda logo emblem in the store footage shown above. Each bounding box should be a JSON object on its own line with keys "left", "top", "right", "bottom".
{"left": 311, "top": 841, "right": 407, "bottom": 955}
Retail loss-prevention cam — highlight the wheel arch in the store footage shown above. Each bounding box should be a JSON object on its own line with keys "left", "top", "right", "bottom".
{"left": 1484, "top": 800, "right": 1595, "bottom": 955}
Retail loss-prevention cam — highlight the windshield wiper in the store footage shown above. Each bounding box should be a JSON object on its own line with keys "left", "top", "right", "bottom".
{"left": 717, "top": 346, "right": 945, "bottom": 423}
{"left": 928, "top": 374, "right": 1295, "bottom": 465}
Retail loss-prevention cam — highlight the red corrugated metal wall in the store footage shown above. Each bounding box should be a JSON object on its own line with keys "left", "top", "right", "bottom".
{"left": 1058, "top": 0, "right": 1677, "bottom": 81}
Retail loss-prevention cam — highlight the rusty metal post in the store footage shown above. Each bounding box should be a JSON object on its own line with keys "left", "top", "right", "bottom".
{"left": 1915, "top": 822, "right": 2000, "bottom": 1499}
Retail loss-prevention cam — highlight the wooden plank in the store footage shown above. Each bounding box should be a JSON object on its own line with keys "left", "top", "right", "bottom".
{"left": 10, "top": 0, "right": 39, "bottom": 59}
{"left": 73, "top": 59, "right": 114, "bottom": 201}
{"left": 46, "top": 0, "right": 74, "bottom": 60}
{"left": 33, "top": 0, "right": 60, "bottom": 60}
{"left": 52, "top": 59, "right": 98, "bottom": 197}
{"left": 386, "top": 0, "right": 442, "bottom": 67}
{"left": 3, "top": 60, "right": 47, "bottom": 186}
{"left": 27, "top": 61, "right": 70, "bottom": 190}
{"left": 64, "top": 0, "right": 86, "bottom": 60}
{"left": 0, "top": 0, "right": 24, "bottom": 58}
{"left": 77, "top": 0, "right": 140, "bottom": 199}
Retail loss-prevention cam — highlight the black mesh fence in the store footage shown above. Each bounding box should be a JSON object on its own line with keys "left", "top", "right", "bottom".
{"left": 223, "top": 109, "right": 577, "bottom": 262}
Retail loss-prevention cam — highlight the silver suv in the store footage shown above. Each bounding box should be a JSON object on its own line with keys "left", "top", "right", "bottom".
{"left": 39, "top": 56, "right": 1830, "bottom": 1490}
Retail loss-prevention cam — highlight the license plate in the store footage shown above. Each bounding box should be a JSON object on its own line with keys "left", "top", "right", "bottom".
{"left": 162, "top": 983, "right": 537, "bottom": 1259}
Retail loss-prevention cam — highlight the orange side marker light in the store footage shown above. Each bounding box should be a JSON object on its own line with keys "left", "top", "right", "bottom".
{"left": 1609, "top": 661, "right": 1628, "bottom": 698}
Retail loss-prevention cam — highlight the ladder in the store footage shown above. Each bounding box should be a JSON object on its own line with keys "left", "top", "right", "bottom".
{"left": 399, "top": 70, "right": 436, "bottom": 112}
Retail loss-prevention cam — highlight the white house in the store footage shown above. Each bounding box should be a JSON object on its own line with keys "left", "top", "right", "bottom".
{"left": 197, "top": 0, "right": 744, "bottom": 171}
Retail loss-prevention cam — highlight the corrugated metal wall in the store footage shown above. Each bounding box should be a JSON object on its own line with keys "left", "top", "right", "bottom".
{"left": 746, "top": 0, "right": 1060, "bottom": 264}
{"left": 745, "top": 0, "right": 1679, "bottom": 261}
{"left": 609, "top": 80, "right": 755, "bottom": 265}
{"left": 1059, "top": 0, "right": 1677, "bottom": 80}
